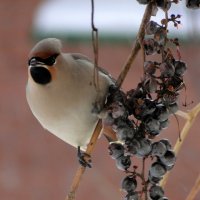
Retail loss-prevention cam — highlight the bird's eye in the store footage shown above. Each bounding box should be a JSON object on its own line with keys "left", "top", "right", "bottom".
{"left": 45, "top": 54, "right": 58, "bottom": 66}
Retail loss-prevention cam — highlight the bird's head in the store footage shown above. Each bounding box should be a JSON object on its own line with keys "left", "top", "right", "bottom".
{"left": 28, "top": 38, "right": 62, "bottom": 85}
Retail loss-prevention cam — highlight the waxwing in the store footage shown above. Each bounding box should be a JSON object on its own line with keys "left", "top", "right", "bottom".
{"left": 26, "top": 38, "right": 115, "bottom": 151}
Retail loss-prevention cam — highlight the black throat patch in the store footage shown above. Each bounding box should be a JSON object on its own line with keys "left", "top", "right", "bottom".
{"left": 30, "top": 67, "right": 51, "bottom": 85}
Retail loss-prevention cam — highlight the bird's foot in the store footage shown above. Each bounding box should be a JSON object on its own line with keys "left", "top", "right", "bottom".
{"left": 77, "top": 146, "right": 92, "bottom": 168}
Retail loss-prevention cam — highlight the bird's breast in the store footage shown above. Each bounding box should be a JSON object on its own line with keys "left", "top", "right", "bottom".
{"left": 26, "top": 80, "right": 99, "bottom": 149}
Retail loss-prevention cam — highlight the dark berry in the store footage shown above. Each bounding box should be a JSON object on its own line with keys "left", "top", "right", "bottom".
{"left": 151, "top": 141, "right": 167, "bottom": 157}
{"left": 108, "top": 143, "right": 125, "bottom": 159}
{"left": 149, "top": 185, "right": 164, "bottom": 200}
{"left": 143, "top": 38, "right": 159, "bottom": 55}
{"left": 186, "top": 0, "right": 200, "bottom": 9}
{"left": 110, "top": 101, "right": 126, "bottom": 119}
{"left": 154, "top": 104, "right": 169, "bottom": 122}
{"left": 116, "top": 155, "right": 131, "bottom": 171}
{"left": 160, "top": 119, "right": 169, "bottom": 129}
{"left": 149, "top": 173, "right": 163, "bottom": 184}
{"left": 146, "top": 21, "right": 159, "bottom": 35}
{"left": 121, "top": 176, "right": 137, "bottom": 192}
{"left": 144, "top": 117, "right": 160, "bottom": 135}
{"left": 168, "top": 102, "right": 179, "bottom": 114}
{"left": 126, "top": 139, "right": 140, "bottom": 155}
{"left": 159, "top": 62, "right": 175, "bottom": 78}
{"left": 116, "top": 127, "right": 135, "bottom": 142}
{"left": 156, "top": 0, "right": 171, "bottom": 10}
{"left": 144, "top": 77, "right": 158, "bottom": 93}
{"left": 144, "top": 61, "right": 156, "bottom": 75}
{"left": 174, "top": 60, "right": 187, "bottom": 76}
{"left": 160, "top": 139, "right": 172, "bottom": 150}
{"left": 136, "top": 0, "right": 150, "bottom": 4}
{"left": 137, "top": 138, "right": 152, "bottom": 157}
{"left": 154, "top": 28, "right": 166, "bottom": 45}
{"left": 150, "top": 162, "right": 167, "bottom": 178}
{"left": 160, "top": 150, "right": 176, "bottom": 167}
{"left": 124, "top": 192, "right": 139, "bottom": 200}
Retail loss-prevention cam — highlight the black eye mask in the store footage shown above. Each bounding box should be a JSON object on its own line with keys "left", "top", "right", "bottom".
{"left": 28, "top": 54, "right": 59, "bottom": 66}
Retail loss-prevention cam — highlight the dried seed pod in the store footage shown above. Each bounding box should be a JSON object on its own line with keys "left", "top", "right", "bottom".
{"left": 156, "top": 0, "right": 171, "bottom": 10}
{"left": 143, "top": 38, "right": 159, "bottom": 55}
{"left": 144, "top": 77, "right": 158, "bottom": 93}
{"left": 174, "top": 60, "right": 187, "bottom": 76}
{"left": 186, "top": 0, "right": 200, "bottom": 9}
{"left": 144, "top": 61, "right": 156, "bottom": 75}
{"left": 136, "top": 0, "right": 150, "bottom": 4}
{"left": 154, "top": 28, "right": 166, "bottom": 45}
{"left": 159, "top": 62, "right": 175, "bottom": 78}
{"left": 146, "top": 21, "right": 159, "bottom": 35}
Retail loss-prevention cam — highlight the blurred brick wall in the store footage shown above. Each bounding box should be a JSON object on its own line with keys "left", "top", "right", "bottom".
{"left": 0, "top": 1, "right": 200, "bottom": 200}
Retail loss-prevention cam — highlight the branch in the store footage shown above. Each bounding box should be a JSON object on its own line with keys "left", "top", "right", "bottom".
{"left": 176, "top": 110, "right": 190, "bottom": 120}
{"left": 185, "top": 174, "right": 200, "bottom": 200}
{"left": 66, "top": 120, "right": 102, "bottom": 200}
{"left": 160, "top": 102, "right": 200, "bottom": 188}
{"left": 116, "top": 2, "right": 154, "bottom": 87}
{"left": 91, "top": 0, "right": 99, "bottom": 91}
{"left": 66, "top": 2, "right": 154, "bottom": 200}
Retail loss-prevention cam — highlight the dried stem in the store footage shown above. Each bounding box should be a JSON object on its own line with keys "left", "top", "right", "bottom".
{"left": 66, "top": 2, "right": 154, "bottom": 200}
{"left": 65, "top": 120, "right": 102, "bottom": 200}
{"left": 176, "top": 110, "right": 190, "bottom": 120}
{"left": 160, "top": 102, "right": 200, "bottom": 188}
{"left": 91, "top": 0, "right": 100, "bottom": 91}
{"left": 116, "top": 2, "right": 154, "bottom": 87}
{"left": 141, "top": 158, "right": 148, "bottom": 200}
{"left": 185, "top": 174, "right": 200, "bottom": 200}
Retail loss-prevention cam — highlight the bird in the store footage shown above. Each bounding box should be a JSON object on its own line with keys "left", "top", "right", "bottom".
{"left": 26, "top": 38, "right": 116, "bottom": 157}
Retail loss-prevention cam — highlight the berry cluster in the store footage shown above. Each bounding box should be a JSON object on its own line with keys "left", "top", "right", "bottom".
{"left": 136, "top": 0, "right": 172, "bottom": 11}
{"left": 104, "top": 77, "right": 181, "bottom": 199}
{"left": 102, "top": 3, "right": 188, "bottom": 200}
{"left": 137, "top": 0, "right": 200, "bottom": 9}
{"left": 186, "top": 0, "right": 200, "bottom": 9}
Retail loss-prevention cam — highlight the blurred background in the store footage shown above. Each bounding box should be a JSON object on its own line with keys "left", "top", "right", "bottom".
{"left": 0, "top": 0, "right": 200, "bottom": 200}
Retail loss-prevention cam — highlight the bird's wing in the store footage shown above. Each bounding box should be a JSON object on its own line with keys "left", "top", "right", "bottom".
{"left": 71, "top": 53, "right": 92, "bottom": 63}
{"left": 71, "top": 53, "right": 116, "bottom": 83}
{"left": 71, "top": 53, "right": 117, "bottom": 143}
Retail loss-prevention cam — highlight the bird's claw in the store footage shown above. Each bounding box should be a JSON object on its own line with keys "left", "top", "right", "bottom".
{"left": 77, "top": 146, "right": 92, "bottom": 168}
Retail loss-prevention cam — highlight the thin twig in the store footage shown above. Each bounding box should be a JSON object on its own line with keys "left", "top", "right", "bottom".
{"left": 174, "top": 103, "right": 200, "bottom": 154}
{"left": 160, "top": 102, "right": 200, "bottom": 188}
{"left": 161, "top": 0, "right": 169, "bottom": 62}
{"left": 91, "top": 0, "right": 100, "bottom": 91}
{"left": 66, "top": 2, "right": 154, "bottom": 200}
{"left": 116, "top": 2, "right": 154, "bottom": 87}
{"left": 139, "top": 36, "right": 146, "bottom": 69}
{"left": 65, "top": 120, "right": 102, "bottom": 200}
{"left": 141, "top": 158, "right": 148, "bottom": 200}
{"left": 140, "top": 157, "right": 146, "bottom": 200}
{"left": 185, "top": 174, "right": 200, "bottom": 200}
{"left": 176, "top": 110, "right": 190, "bottom": 120}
